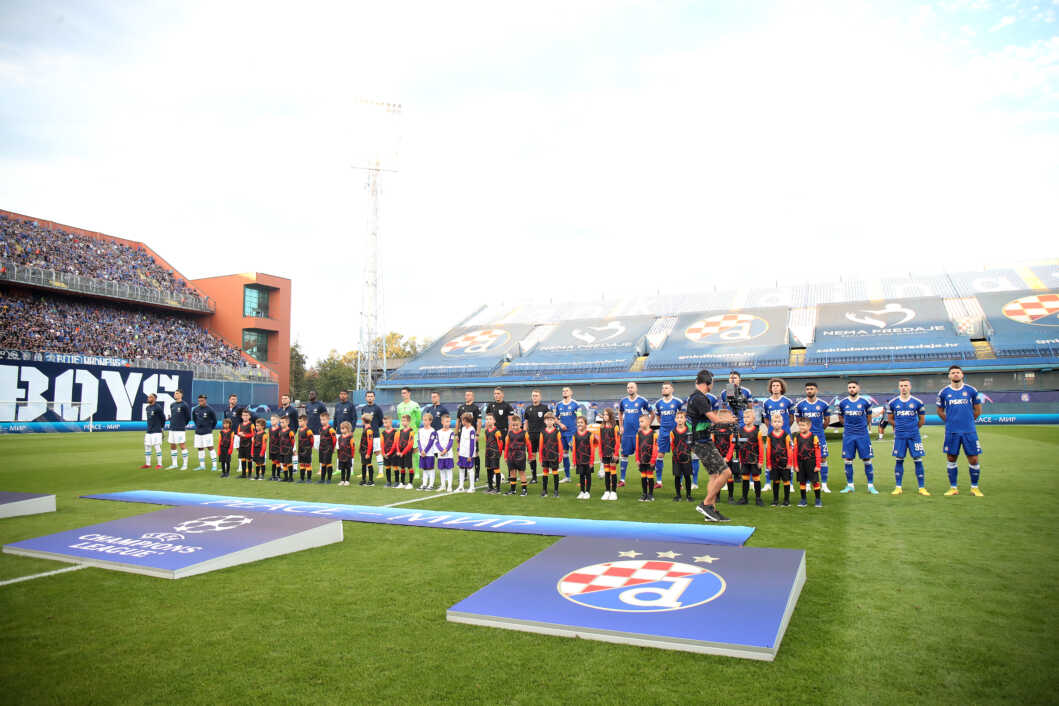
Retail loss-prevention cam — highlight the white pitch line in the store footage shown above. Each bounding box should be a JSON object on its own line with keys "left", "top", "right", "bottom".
{"left": 383, "top": 483, "right": 488, "bottom": 508}
{"left": 0, "top": 564, "right": 88, "bottom": 587}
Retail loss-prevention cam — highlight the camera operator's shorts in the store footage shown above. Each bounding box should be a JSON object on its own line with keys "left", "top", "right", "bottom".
{"left": 692, "top": 441, "right": 729, "bottom": 476}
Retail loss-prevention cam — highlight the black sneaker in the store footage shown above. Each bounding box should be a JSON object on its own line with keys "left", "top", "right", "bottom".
{"left": 530, "top": 478, "right": 538, "bottom": 484}
{"left": 520, "top": 488, "right": 528, "bottom": 496}
{"left": 756, "top": 498, "right": 764, "bottom": 506}
{"left": 553, "top": 490, "right": 560, "bottom": 498}
{"left": 384, "top": 482, "right": 392, "bottom": 488}
{"left": 712, "top": 508, "right": 731, "bottom": 522}
{"left": 695, "top": 502, "right": 722, "bottom": 522}
{"left": 503, "top": 489, "right": 515, "bottom": 495}
{"left": 770, "top": 499, "right": 778, "bottom": 507}
{"left": 367, "top": 482, "right": 375, "bottom": 486}
{"left": 647, "top": 496, "right": 655, "bottom": 502}
{"left": 685, "top": 495, "right": 695, "bottom": 502}
{"left": 541, "top": 490, "right": 548, "bottom": 497}
{"left": 782, "top": 500, "right": 790, "bottom": 507}
{"left": 727, "top": 496, "right": 736, "bottom": 504}
{"left": 673, "top": 495, "right": 682, "bottom": 502}
{"left": 735, "top": 497, "right": 748, "bottom": 505}
{"left": 638, "top": 494, "right": 647, "bottom": 502}
{"left": 359, "top": 480, "right": 366, "bottom": 486}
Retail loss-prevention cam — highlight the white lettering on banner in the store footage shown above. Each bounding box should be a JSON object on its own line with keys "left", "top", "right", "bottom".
{"left": 619, "top": 578, "right": 692, "bottom": 608}
{"left": 0, "top": 365, "right": 19, "bottom": 421}
{"left": 73, "top": 533, "right": 201, "bottom": 554}
{"left": 53, "top": 369, "right": 99, "bottom": 421}
{"left": 142, "top": 373, "right": 180, "bottom": 415}
{"left": 19, "top": 366, "right": 49, "bottom": 421}
{"left": 101, "top": 370, "right": 142, "bottom": 420}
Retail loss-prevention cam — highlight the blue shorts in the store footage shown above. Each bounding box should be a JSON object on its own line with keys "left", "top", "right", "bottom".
{"left": 841, "top": 435, "right": 874, "bottom": 460}
{"left": 815, "top": 431, "right": 829, "bottom": 459}
{"left": 561, "top": 431, "right": 574, "bottom": 453}
{"left": 892, "top": 436, "right": 925, "bottom": 459}
{"left": 943, "top": 431, "right": 981, "bottom": 457}
{"left": 621, "top": 433, "right": 637, "bottom": 457}
{"left": 656, "top": 428, "right": 675, "bottom": 454}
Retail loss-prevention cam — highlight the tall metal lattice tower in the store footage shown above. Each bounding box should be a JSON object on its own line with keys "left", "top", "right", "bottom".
{"left": 354, "top": 99, "right": 402, "bottom": 391}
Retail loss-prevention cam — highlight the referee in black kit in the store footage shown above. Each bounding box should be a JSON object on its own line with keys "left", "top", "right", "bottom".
{"left": 485, "top": 386, "right": 515, "bottom": 436}
{"left": 456, "top": 390, "right": 482, "bottom": 480}
{"left": 523, "top": 389, "right": 550, "bottom": 484}
{"left": 686, "top": 370, "right": 736, "bottom": 522}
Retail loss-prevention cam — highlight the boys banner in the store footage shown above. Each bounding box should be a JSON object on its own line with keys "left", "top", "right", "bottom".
{"left": 3, "top": 506, "right": 343, "bottom": 579}
{"left": 83, "top": 490, "right": 756, "bottom": 546}
{"left": 0, "top": 358, "right": 193, "bottom": 431}
{"left": 448, "top": 536, "right": 805, "bottom": 659}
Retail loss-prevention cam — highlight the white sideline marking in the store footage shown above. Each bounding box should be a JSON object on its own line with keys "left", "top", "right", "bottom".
{"left": 384, "top": 483, "right": 488, "bottom": 508}
{"left": 0, "top": 564, "right": 88, "bottom": 586}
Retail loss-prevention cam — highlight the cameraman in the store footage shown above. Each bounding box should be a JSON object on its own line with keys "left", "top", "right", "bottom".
{"left": 686, "top": 370, "right": 737, "bottom": 522}
{"left": 719, "top": 371, "right": 755, "bottom": 419}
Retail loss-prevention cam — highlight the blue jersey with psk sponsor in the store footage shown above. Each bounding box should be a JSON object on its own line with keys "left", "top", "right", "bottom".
{"left": 619, "top": 396, "right": 651, "bottom": 435}
{"left": 304, "top": 401, "right": 327, "bottom": 433}
{"left": 794, "top": 399, "right": 829, "bottom": 435}
{"left": 887, "top": 396, "right": 925, "bottom": 438}
{"left": 168, "top": 401, "right": 191, "bottom": 431}
{"left": 145, "top": 403, "right": 165, "bottom": 433}
{"left": 837, "top": 396, "right": 872, "bottom": 437}
{"left": 762, "top": 396, "right": 795, "bottom": 430}
{"left": 191, "top": 404, "right": 218, "bottom": 434}
{"left": 936, "top": 384, "right": 982, "bottom": 434}
{"left": 555, "top": 399, "right": 580, "bottom": 433}
{"left": 654, "top": 397, "right": 684, "bottom": 431}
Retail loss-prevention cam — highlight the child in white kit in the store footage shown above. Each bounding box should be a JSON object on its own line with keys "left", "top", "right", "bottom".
{"left": 436, "top": 412, "right": 455, "bottom": 491}
{"left": 456, "top": 412, "right": 477, "bottom": 493}
{"left": 417, "top": 413, "right": 438, "bottom": 490}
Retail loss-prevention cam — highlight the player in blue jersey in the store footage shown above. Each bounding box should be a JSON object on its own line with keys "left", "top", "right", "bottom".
{"left": 653, "top": 382, "right": 684, "bottom": 488}
{"left": 837, "top": 381, "right": 878, "bottom": 494}
{"left": 166, "top": 389, "right": 192, "bottom": 470}
{"left": 761, "top": 378, "right": 795, "bottom": 431}
{"left": 936, "top": 365, "right": 984, "bottom": 496}
{"left": 618, "top": 382, "right": 653, "bottom": 486}
{"left": 887, "top": 378, "right": 929, "bottom": 496}
{"left": 794, "top": 381, "right": 832, "bottom": 493}
{"left": 555, "top": 387, "right": 581, "bottom": 482}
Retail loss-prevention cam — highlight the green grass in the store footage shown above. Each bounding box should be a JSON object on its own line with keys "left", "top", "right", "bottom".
{"left": 2, "top": 427, "right": 1058, "bottom": 705}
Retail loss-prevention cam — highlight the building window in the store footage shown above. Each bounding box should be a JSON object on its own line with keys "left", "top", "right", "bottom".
{"left": 242, "top": 330, "right": 269, "bottom": 361}
{"left": 243, "top": 285, "right": 270, "bottom": 318}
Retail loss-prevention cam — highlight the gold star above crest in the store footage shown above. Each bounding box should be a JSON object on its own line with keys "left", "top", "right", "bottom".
{"left": 617, "top": 550, "right": 642, "bottom": 558}
{"left": 693, "top": 554, "right": 718, "bottom": 564}
{"left": 656, "top": 550, "right": 681, "bottom": 559}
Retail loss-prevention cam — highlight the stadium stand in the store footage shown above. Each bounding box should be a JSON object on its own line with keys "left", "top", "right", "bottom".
{"left": 1, "top": 292, "right": 248, "bottom": 368}
{"left": 0, "top": 213, "right": 210, "bottom": 312}
{"left": 390, "top": 324, "right": 532, "bottom": 379}
{"left": 385, "top": 262, "right": 1058, "bottom": 390}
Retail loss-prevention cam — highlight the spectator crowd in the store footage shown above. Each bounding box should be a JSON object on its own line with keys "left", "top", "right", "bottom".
{"left": 0, "top": 292, "right": 247, "bottom": 368}
{"left": 0, "top": 214, "right": 196, "bottom": 296}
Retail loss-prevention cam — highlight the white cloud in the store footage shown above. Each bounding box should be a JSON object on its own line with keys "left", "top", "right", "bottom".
{"left": 989, "top": 15, "right": 1016, "bottom": 30}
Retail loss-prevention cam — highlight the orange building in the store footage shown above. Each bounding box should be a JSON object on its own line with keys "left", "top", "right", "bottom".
{"left": 191, "top": 272, "right": 292, "bottom": 392}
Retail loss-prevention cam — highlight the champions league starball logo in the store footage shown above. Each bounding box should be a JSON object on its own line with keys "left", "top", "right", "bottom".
{"left": 1002, "top": 293, "right": 1059, "bottom": 326}
{"left": 440, "top": 329, "right": 511, "bottom": 356}
{"left": 141, "top": 531, "right": 187, "bottom": 542}
{"left": 172, "top": 515, "right": 254, "bottom": 534}
{"left": 685, "top": 314, "right": 769, "bottom": 343}
{"left": 557, "top": 551, "right": 725, "bottom": 612}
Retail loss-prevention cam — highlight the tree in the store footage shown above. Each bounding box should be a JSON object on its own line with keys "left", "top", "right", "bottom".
{"left": 289, "top": 343, "right": 308, "bottom": 398}
{"left": 305, "top": 350, "right": 356, "bottom": 401}
{"left": 342, "top": 332, "right": 432, "bottom": 363}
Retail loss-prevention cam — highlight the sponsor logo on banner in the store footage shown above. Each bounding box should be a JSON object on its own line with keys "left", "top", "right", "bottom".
{"left": 820, "top": 302, "right": 945, "bottom": 337}
{"left": 173, "top": 515, "right": 254, "bottom": 533}
{"left": 571, "top": 320, "right": 626, "bottom": 344}
{"left": 685, "top": 314, "right": 769, "bottom": 343}
{"left": 441, "top": 329, "right": 511, "bottom": 356}
{"left": 1002, "top": 293, "right": 1059, "bottom": 326}
{"left": 558, "top": 557, "right": 725, "bottom": 612}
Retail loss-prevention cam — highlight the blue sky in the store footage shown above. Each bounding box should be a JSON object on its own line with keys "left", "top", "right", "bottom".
{"left": 1, "top": 0, "right": 1057, "bottom": 363}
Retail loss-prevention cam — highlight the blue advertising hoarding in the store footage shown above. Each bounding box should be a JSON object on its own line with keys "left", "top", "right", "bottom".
{"left": 3, "top": 505, "right": 343, "bottom": 579}
{"left": 644, "top": 307, "right": 790, "bottom": 370}
{"left": 0, "top": 357, "right": 193, "bottom": 432}
{"left": 392, "top": 324, "right": 534, "bottom": 378}
{"left": 505, "top": 316, "right": 656, "bottom": 375}
{"left": 448, "top": 536, "right": 805, "bottom": 659}
{"left": 84, "top": 490, "right": 756, "bottom": 546}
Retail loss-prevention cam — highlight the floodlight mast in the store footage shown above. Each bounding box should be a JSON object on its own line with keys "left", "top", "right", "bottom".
{"left": 353, "top": 100, "right": 401, "bottom": 392}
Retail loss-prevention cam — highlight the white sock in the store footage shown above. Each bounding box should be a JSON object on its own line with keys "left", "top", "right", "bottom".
{"left": 198, "top": 450, "right": 205, "bottom": 465}
{"left": 144, "top": 447, "right": 151, "bottom": 465}
{"left": 154, "top": 445, "right": 162, "bottom": 462}
{"left": 210, "top": 450, "right": 218, "bottom": 466}
{"left": 182, "top": 449, "right": 189, "bottom": 466}
{"left": 376, "top": 454, "right": 383, "bottom": 468}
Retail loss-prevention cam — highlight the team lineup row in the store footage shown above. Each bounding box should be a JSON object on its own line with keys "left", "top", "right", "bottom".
{"left": 134, "top": 366, "right": 985, "bottom": 520}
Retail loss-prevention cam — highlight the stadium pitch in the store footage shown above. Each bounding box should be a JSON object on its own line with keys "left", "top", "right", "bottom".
{"left": 1, "top": 427, "right": 1057, "bottom": 704}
